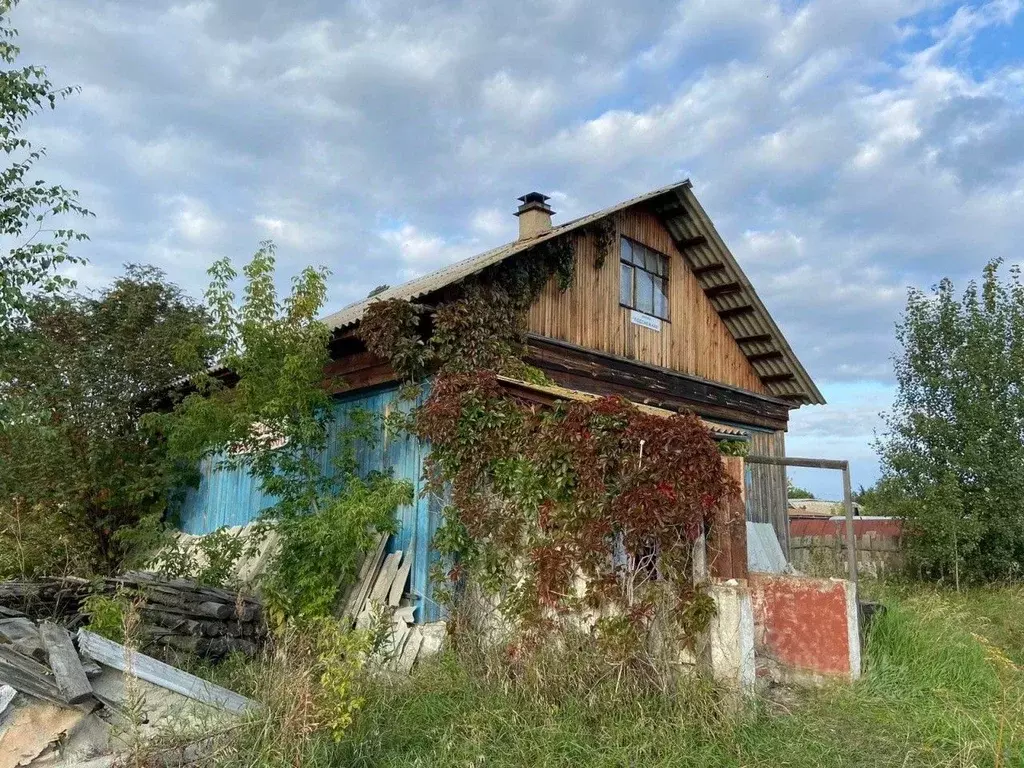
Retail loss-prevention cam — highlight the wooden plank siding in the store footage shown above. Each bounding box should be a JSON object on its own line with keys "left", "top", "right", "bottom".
{"left": 745, "top": 430, "right": 789, "bottom": 555}
{"left": 527, "top": 207, "right": 768, "bottom": 395}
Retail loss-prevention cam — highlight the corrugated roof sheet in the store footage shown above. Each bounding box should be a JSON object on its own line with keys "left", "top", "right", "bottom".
{"left": 322, "top": 180, "right": 825, "bottom": 406}
{"left": 320, "top": 181, "right": 693, "bottom": 331}
{"left": 496, "top": 375, "right": 750, "bottom": 439}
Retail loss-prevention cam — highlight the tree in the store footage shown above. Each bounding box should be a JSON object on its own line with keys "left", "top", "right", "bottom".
{"left": 157, "top": 243, "right": 410, "bottom": 620}
{"left": 787, "top": 478, "right": 815, "bottom": 499}
{"left": 875, "top": 260, "right": 1024, "bottom": 584}
{"left": 0, "top": 1, "right": 91, "bottom": 327}
{"left": 0, "top": 266, "right": 215, "bottom": 576}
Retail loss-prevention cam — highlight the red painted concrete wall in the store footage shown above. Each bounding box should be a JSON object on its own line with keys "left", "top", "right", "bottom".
{"left": 749, "top": 573, "right": 857, "bottom": 680}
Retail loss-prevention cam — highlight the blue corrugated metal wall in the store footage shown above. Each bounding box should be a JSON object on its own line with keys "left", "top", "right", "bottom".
{"left": 175, "top": 383, "right": 444, "bottom": 621}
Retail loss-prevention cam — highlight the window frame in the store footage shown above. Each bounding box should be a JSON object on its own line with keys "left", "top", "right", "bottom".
{"left": 619, "top": 236, "right": 670, "bottom": 321}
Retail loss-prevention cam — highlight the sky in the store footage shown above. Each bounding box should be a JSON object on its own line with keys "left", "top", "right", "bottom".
{"left": 11, "top": 0, "right": 1024, "bottom": 499}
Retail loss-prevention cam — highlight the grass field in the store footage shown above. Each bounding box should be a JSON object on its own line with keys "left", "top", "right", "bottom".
{"left": 330, "top": 583, "right": 1023, "bottom": 768}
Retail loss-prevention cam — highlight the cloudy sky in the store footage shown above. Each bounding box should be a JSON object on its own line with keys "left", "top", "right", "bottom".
{"left": 12, "top": 0, "right": 1024, "bottom": 497}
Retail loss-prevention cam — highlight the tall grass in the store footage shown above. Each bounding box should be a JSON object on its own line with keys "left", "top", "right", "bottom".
{"left": 331, "top": 584, "right": 1023, "bottom": 768}
{"left": 160, "top": 583, "right": 1022, "bottom": 767}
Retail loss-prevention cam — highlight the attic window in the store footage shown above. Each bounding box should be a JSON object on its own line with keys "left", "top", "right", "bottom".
{"left": 619, "top": 237, "right": 669, "bottom": 320}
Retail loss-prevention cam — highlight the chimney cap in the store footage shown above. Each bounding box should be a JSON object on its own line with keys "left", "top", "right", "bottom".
{"left": 516, "top": 191, "right": 554, "bottom": 215}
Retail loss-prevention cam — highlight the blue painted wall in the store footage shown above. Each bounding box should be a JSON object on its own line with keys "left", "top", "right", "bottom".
{"left": 175, "top": 383, "right": 445, "bottom": 621}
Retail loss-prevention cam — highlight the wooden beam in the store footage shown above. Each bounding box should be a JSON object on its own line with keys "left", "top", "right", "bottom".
{"left": 746, "top": 350, "right": 784, "bottom": 363}
{"left": 704, "top": 282, "right": 742, "bottom": 298}
{"left": 760, "top": 373, "right": 794, "bottom": 384}
{"left": 735, "top": 333, "right": 772, "bottom": 345}
{"left": 39, "top": 621, "right": 93, "bottom": 705}
{"left": 746, "top": 455, "right": 848, "bottom": 471}
{"left": 524, "top": 335, "right": 790, "bottom": 430}
{"left": 690, "top": 263, "right": 726, "bottom": 277}
{"left": 718, "top": 305, "right": 755, "bottom": 319}
{"left": 77, "top": 630, "right": 257, "bottom": 714}
{"left": 675, "top": 235, "right": 707, "bottom": 249}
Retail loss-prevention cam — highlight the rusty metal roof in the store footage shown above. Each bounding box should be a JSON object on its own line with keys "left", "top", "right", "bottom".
{"left": 323, "top": 179, "right": 824, "bottom": 406}
{"left": 496, "top": 375, "right": 750, "bottom": 440}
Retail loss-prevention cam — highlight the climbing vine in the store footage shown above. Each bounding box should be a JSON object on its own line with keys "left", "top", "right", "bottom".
{"left": 360, "top": 233, "right": 577, "bottom": 381}
{"left": 416, "top": 371, "right": 737, "bottom": 638}
{"left": 359, "top": 221, "right": 738, "bottom": 643}
{"left": 588, "top": 219, "right": 617, "bottom": 270}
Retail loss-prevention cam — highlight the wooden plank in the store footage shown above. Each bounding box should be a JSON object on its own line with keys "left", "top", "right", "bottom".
{"left": 524, "top": 335, "right": 790, "bottom": 430}
{"left": 0, "top": 644, "right": 66, "bottom": 705}
{"left": 368, "top": 552, "right": 402, "bottom": 606}
{"left": 343, "top": 533, "right": 388, "bottom": 619}
{"left": 525, "top": 207, "right": 769, "bottom": 395}
{"left": 396, "top": 627, "right": 423, "bottom": 674}
{"left": 703, "top": 282, "right": 742, "bottom": 298}
{"left": 717, "top": 305, "right": 755, "bottom": 319}
{"left": 690, "top": 262, "right": 725, "bottom": 277}
{"left": 39, "top": 621, "right": 93, "bottom": 705}
{"left": 675, "top": 234, "right": 707, "bottom": 249}
{"left": 388, "top": 550, "right": 414, "bottom": 607}
{"left": 76, "top": 630, "right": 256, "bottom": 714}
{"left": 746, "top": 350, "right": 783, "bottom": 363}
{"left": 760, "top": 373, "right": 794, "bottom": 384}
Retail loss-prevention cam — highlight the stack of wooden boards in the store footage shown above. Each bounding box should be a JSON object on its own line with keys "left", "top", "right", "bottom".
{"left": 0, "top": 572, "right": 266, "bottom": 660}
{"left": 339, "top": 534, "right": 446, "bottom": 674}
{"left": 0, "top": 617, "right": 255, "bottom": 717}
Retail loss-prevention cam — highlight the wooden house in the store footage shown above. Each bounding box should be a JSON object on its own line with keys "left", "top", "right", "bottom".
{"left": 176, "top": 180, "right": 824, "bottom": 621}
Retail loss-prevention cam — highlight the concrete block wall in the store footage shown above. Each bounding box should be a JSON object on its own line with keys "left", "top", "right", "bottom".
{"left": 748, "top": 573, "right": 861, "bottom": 683}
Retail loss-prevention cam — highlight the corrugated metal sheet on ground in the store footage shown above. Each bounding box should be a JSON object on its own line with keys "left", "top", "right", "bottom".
{"left": 175, "top": 383, "right": 445, "bottom": 622}
{"left": 746, "top": 521, "right": 789, "bottom": 574}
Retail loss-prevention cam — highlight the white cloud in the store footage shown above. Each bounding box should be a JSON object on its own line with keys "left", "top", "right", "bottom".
{"left": 9, "top": 0, "right": 1024, "bottom": 488}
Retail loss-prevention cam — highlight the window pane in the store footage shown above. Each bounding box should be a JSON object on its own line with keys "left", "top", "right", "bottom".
{"left": 654, "top": 277, "right": 668, "bottom": 318}
{"left": 620, "top": 263, "right": 633, "bottom": 306}
{"left": 621, "top": 238, "right": 633, "bottom": 264}
{"left": 636, "top": 269, "right": 654, "bottom": 315}
{"left": 649, "top": 250, "right": 664, "bottom": 276}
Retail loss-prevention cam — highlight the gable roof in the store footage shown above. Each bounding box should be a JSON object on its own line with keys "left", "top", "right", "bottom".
{"left": 323, "top": 180, "right": 825, "bottom": 407}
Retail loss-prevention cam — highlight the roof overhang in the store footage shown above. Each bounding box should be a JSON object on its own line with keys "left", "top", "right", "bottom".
{"left": 496, "top": 375, "right": 750, "bottom": 441}
{"left": 321, "top": 179, "right": 824, "bottom": 407}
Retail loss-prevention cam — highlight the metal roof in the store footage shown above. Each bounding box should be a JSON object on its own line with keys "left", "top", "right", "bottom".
{"left": 320, "top": 181, "right": 693, "bottom": 332}
{"left": 496, "top": 375, "right": 750, "bottom": 440}
{"left": 323, "top": 179, "right": 825, "bottom": 406}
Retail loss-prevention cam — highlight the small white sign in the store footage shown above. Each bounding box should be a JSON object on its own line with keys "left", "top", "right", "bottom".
{"left": 630, "top": 310, "right": 661, "bottom": 331}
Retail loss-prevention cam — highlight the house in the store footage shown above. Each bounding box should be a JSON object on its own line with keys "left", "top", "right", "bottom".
{"left": 176, "top": 179, "right": 824, "bottom": 622}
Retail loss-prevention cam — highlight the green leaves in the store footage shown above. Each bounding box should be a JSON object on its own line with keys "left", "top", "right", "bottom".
{"left": 0, "top": 266, "right": 215, "bottom": 576}
{"left": 417, "top": 370, "right": 733, "bottom": 638}
{"left": 262, "top": 474, "right": 412, "bottom": 621}
{"left": 0, "top": 1, "right": 91, "bottom": 328}
{"left": 877, "top": 259, "right": 1024, "bottom": 584}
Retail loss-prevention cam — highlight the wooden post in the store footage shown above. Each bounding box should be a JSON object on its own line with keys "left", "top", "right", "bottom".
{"left": 745, "top": 454, "right": 859, "bottom": 586}
{"left": 842, "top": 465, "right": 858, "bottom": 587}
{"left": 709, "top": 457, "right": 749, "bottom": 581}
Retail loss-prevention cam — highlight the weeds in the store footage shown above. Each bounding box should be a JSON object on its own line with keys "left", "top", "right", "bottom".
{"left": 334, "top": 582, "right": 1023, "bottom": 768}
{"left": 144, "top": 582, "right": 1022, "bottom": 767}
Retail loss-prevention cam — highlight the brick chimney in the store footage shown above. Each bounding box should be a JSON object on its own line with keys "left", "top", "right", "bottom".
{"left": 515, "top": 192, "right": 554, "bottom": 240}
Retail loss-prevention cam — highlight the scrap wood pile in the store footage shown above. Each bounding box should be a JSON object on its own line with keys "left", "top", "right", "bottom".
{"left": 0, "top": 571, "right": 266, "bottom": 660}
{"left": 0, "top": 617, "right": 256, "bottom": 767}
{"left": 340, "top": 533, "right": 447, "bottom": 673}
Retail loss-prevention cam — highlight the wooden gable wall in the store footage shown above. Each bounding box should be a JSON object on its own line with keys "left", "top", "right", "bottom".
{"left": 527, "top": 207, "right": 768, "bottom": 395}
